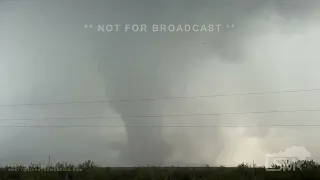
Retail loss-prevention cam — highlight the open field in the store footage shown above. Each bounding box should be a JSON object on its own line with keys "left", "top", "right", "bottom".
{"left": 1, "top": 160, "right": 320, "bottom": 180}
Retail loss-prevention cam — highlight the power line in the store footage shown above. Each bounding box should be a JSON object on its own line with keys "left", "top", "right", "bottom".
{"left": 0, "top": 88, "right": 320, "bottom": 107}
{"left": 1, "top": 108, "right": 320, "bottom": 121}
{"left": 0, "top": 125, "right": 319, "bottom": 128}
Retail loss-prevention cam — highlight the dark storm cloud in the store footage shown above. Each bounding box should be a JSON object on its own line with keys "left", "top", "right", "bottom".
{"left": 1, "top": 0, "right": 320, "bottom": 166}
{"left": 93, "top": 0, "right": 320, "bottom": 165}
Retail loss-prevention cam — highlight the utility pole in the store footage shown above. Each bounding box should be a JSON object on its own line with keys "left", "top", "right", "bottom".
{"left": 252, "top": 160, "right": 256, "bottom": 180}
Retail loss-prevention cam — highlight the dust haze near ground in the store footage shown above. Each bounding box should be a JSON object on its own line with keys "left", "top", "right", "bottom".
{"left": 1, "top": 0, "right": 320, "bottom": 166}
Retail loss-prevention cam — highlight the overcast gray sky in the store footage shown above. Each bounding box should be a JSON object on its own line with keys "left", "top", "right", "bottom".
{"left": 1, "top": 0, "right": 320, "bottom": 167}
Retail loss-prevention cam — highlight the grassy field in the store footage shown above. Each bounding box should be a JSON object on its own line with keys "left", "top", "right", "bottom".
{"left": 1, "top": 160, "right": 320, "bottom": 180}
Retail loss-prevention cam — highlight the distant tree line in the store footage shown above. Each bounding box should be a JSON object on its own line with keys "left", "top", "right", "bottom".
{"left": 1, "top": 160, "right": 320, "bottom": 180}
